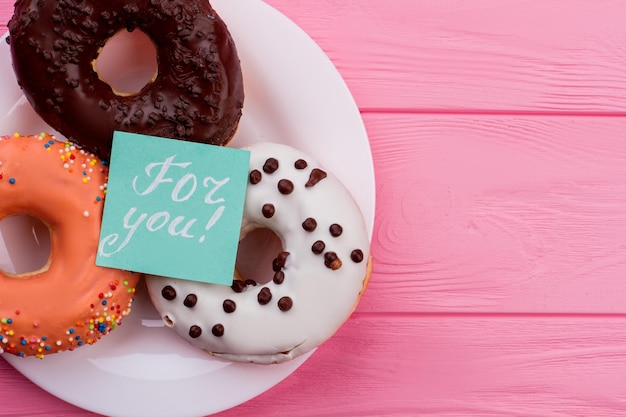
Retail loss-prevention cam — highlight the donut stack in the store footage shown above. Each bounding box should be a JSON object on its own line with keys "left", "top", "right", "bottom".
{"left": 3, "top": 0, "right": 371, "bottom": 363}
{"left": 1, "top": 0, "right": 244, "bottom": 358}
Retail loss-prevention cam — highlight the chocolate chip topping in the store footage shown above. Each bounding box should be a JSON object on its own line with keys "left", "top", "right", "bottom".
{"left": 305, "top": 168, "right": 327, "bottom": 187}
{"left": 329, "top": 223, "right": 343, "bottom": 237}
{"left": 263, "top": 158, "right": 279, "bottom": 174}
{"left": 273, "top": 271, "right": 285, "bottom": 285}
{"left": 312, "top": 240, "right": 326, "bottom": 254}
{"left": 249, "top": 169, "right": 262, "bottom": 184}
{"left": 272, "top": 259, "right": 281, "bottom": 272}
{"left": 183, "top": 294, "right": 198, "bottom": 308}
{"left": 324, "top": 252, "right": 343, "bottom": 270}
{"left": 272, "top": 252, "right": 290, "bottom": 271}
{"left": 212, "top": 324, "right": 225, "bottom": 337}
{"left": 189, "top": 325, "right": 202, "bottom": 338}
{"left": 278, "top": 251, "right": 290, "bottom": 264}
{"left": 278, "top": 296, "right": 293, "bottom": 312}
{"left": 223, "top": 299, "right": 237, "bottom": 313}
{"left": 258, "top": 287, "right": 272, "bottom": 305}
{"left": 161, "top": 285, "right": 176, "bottom": 300}
{"left": 245, "top": 279, "right": 258, "bottom": 287}
{"left": 351, "top": 249, "right": 365, "bottom": 263}
{"left": 278, "top": 179, "right": 294, "bottom": 194}
{"left": 294, "top": 159, "right": 308, "bottom": 169}
{"left": 231, "top": 280, "right": 246, "bottom": 293}
{"left": 302, "top": 217, "right": 317, "bottom": 232}
{"left": 262, "top": 203, "right": 275, "bottom": 218}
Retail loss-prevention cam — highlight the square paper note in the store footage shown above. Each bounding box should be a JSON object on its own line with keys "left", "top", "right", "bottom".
{"left": 97, "top": 131, "right": 250, "bottom": 285}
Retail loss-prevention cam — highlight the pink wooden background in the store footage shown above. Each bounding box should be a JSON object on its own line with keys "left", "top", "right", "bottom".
{"left": 2, "top": 0, "right": 626, "bottom": 415}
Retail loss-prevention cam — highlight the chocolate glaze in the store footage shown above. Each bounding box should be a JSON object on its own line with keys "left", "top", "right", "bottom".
{"left": 8, "top": 0, "right": 244, "bottom": 160}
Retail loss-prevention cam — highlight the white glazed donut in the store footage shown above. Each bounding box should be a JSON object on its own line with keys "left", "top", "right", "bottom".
{"left": 146, "top": 142, "right": 371, "bottom": 364}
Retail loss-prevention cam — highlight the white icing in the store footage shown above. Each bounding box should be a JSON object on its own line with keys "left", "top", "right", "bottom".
{"left": 146, "top": 143, "right": 371, "bottom": 364}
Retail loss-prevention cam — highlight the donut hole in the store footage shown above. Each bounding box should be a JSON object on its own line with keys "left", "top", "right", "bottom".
{"left": 94, "top": 29, "right": 158, "bottom": 96}
{"left": 0, "top": 214, "right": 51, "bottom": 275}
{"left": 235, "top": 227, "right": 283, "bottom": 285}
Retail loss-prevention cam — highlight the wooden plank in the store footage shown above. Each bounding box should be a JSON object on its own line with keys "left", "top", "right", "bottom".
{"left": 264, "top": 0, "right": 626, "bottom": 113}
{"left": 360, "top": 113, "right": 626, "bottom": 313}
{"left": 4, "top": 315, "right": 626, "bottom": 416}
{"left": 2, "top": 1, "right": 625, "bottom": 113}
{"left": 0, "top": 363, "right": 90, "bottom": 417}
{"left": 217, "top": 314, "right": 626, "bottom": 416}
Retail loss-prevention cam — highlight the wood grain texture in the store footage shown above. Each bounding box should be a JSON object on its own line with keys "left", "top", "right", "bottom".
{"left": 362, "top": 114, "right": 626, "bottom": 313}
{"left": 215, "top": 315, "right": 626, "bottom": 417}
{"left": 264, "top": 0, "right": 626, "bottom": 113}
{"left": 1, "top": 0, "right": 626, "bottom": 416}
{"left": 2, "top": 0, "right": 626, "bottom": 113}
{"left": 4, "top": 315, "right": 626, "bottom": 417}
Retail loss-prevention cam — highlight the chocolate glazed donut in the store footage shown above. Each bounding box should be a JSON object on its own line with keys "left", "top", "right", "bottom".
{"left": 8, "top": 0, "right": 244, "bottom": 160}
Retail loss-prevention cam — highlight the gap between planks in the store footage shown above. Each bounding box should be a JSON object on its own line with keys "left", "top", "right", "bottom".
{"left": 360, "top": 108, "right": 626, "bottom": 117}
{"left": 352, "top": 311, "right": 626, "bottom": 319}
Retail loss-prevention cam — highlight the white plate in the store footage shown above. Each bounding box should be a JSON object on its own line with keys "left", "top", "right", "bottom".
{"left": 0, "top": 0, "right": 375, "bottom": 416}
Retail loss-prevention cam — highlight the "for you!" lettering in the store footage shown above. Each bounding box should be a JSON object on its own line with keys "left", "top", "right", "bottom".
{"left": 99, "top": 155, "right": 230, "bottom": 257}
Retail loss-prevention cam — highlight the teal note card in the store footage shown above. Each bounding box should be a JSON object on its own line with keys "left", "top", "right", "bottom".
{"left": 96, "top": 131, "right": 250, "bottom": 285}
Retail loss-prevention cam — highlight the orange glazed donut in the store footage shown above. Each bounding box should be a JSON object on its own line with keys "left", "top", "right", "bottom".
{"left": 0, "top": 133, "right": 139, "bottom": 358}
